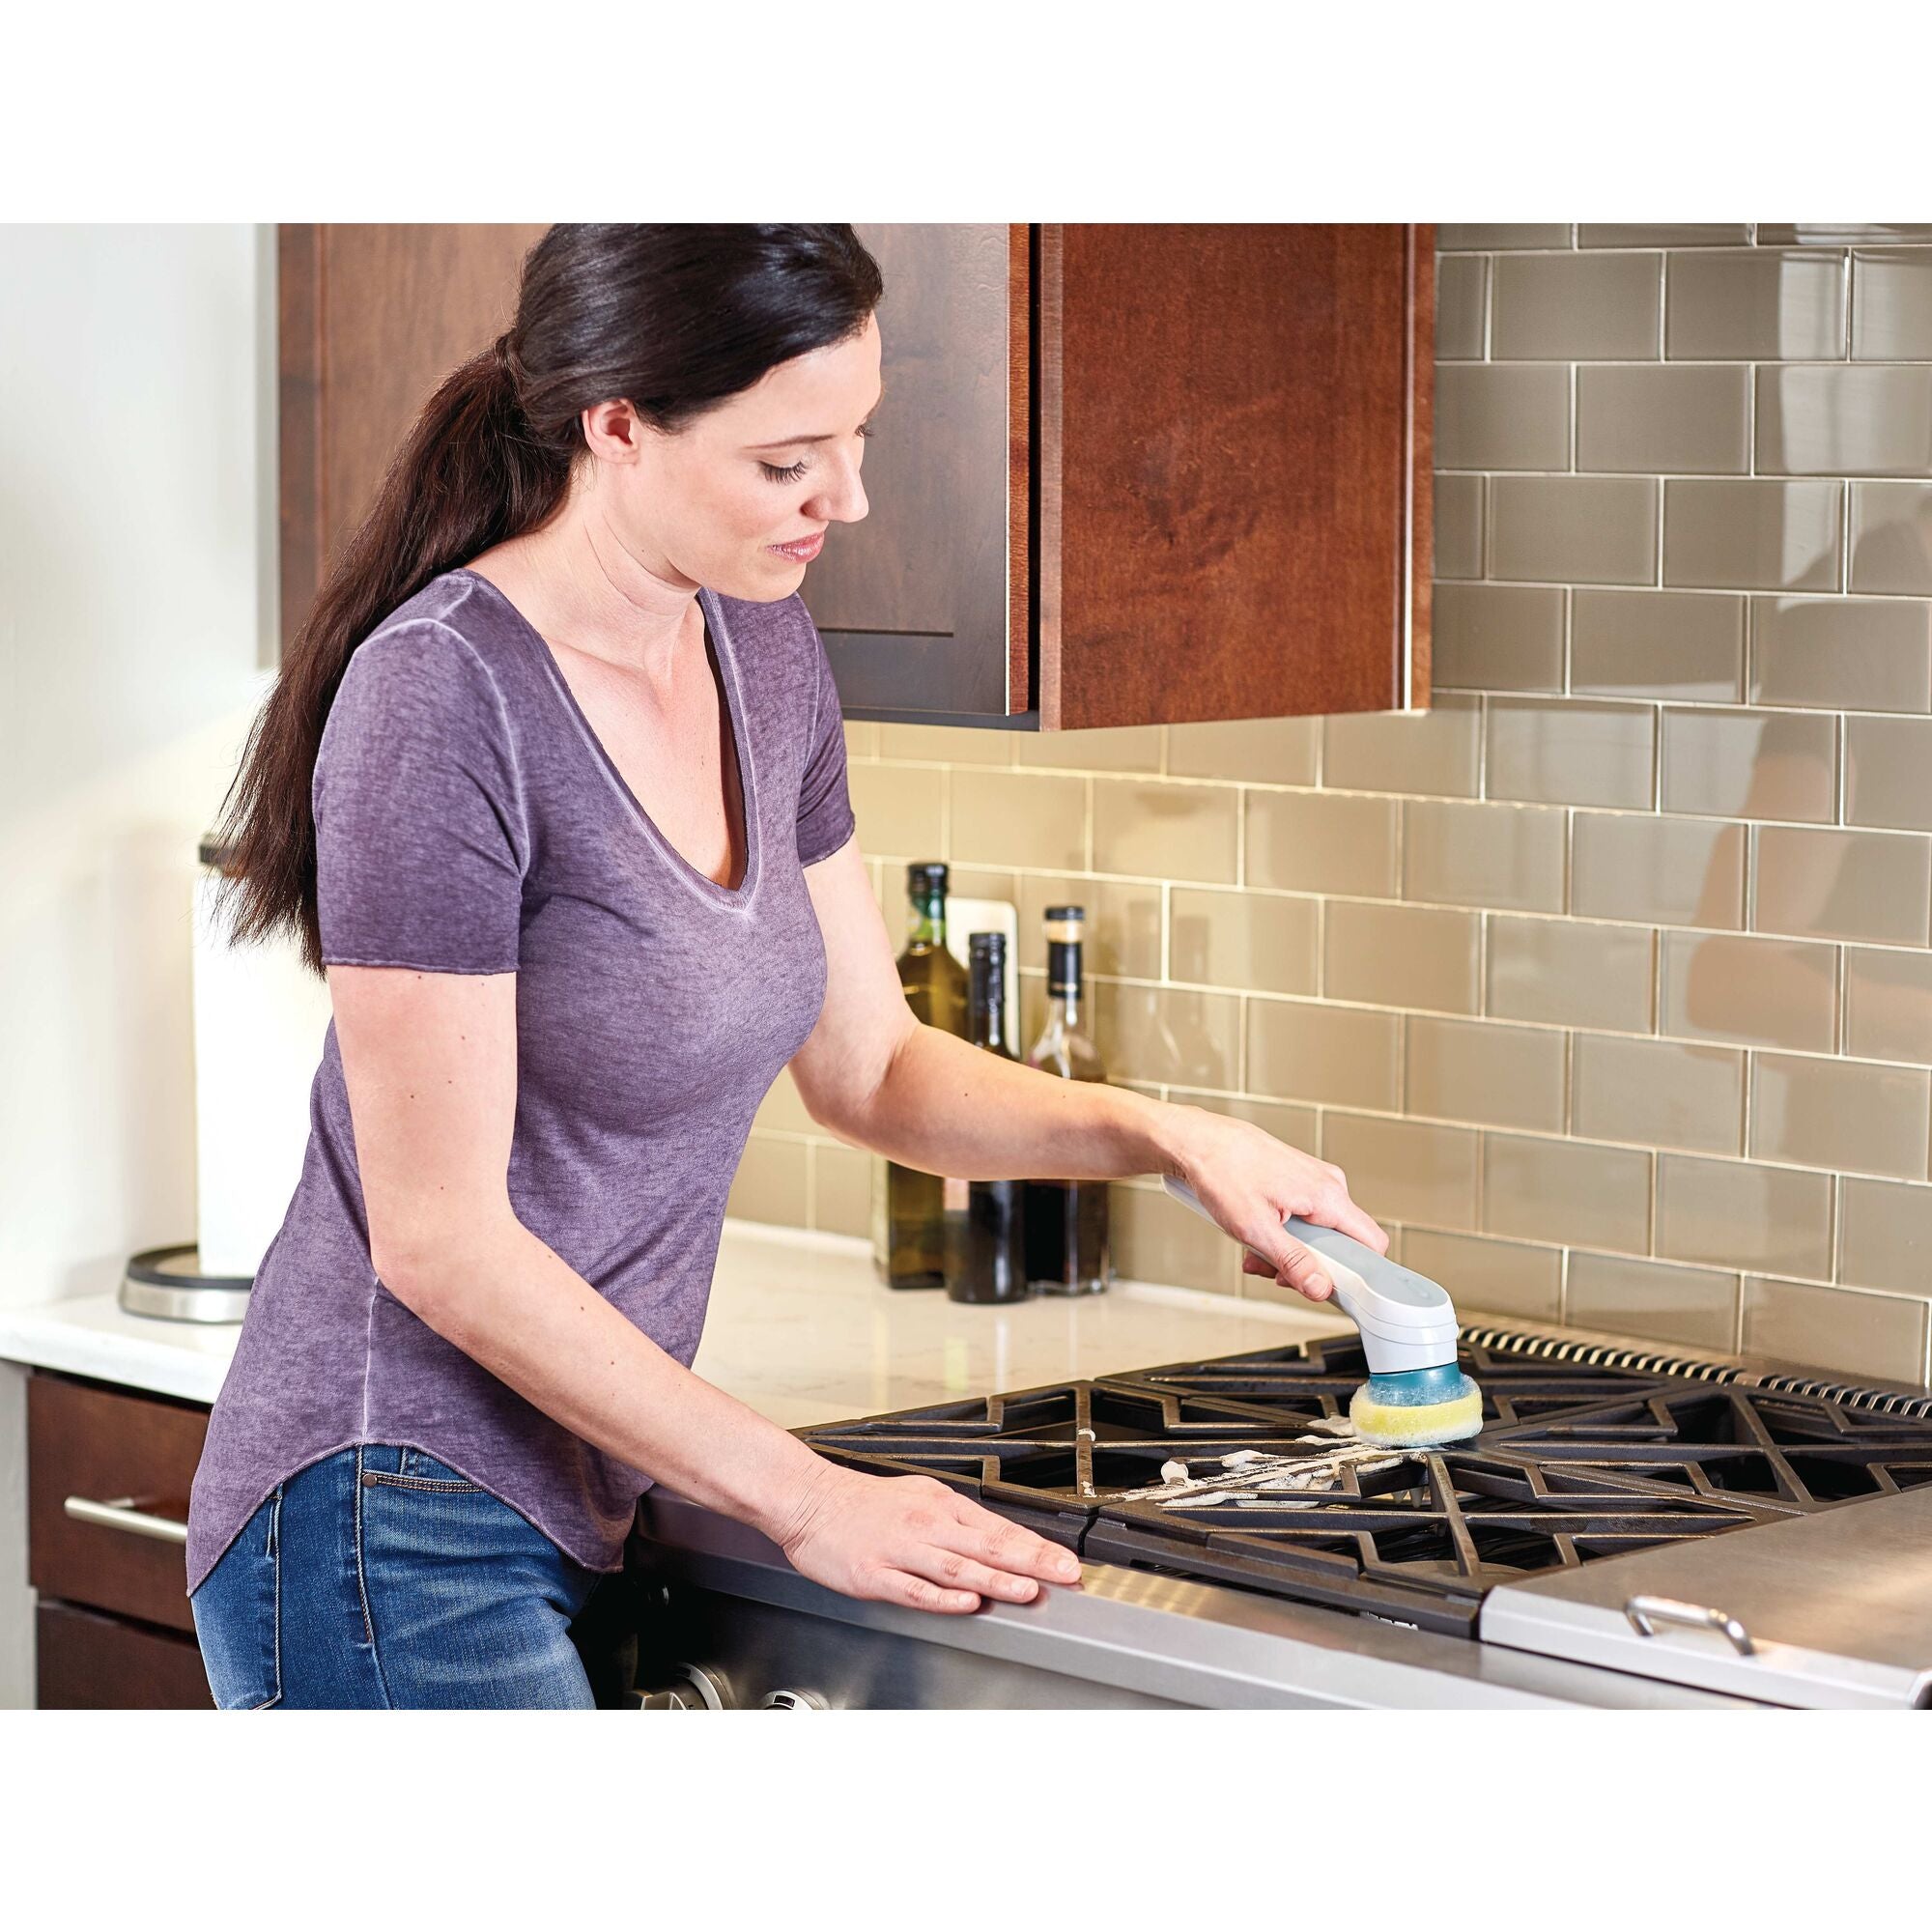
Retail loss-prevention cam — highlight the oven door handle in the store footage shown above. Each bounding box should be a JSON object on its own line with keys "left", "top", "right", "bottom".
{"left": 64, "top": 1494, "right": 189, "bottom": 1547}
{"left": 1624, "top": 1594, "right": 1756, "bottom": 1657}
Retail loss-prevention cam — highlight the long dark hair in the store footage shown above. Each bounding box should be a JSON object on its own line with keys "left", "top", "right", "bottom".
{"left": 211, "top": 223, "right": 883, "bottom": 975}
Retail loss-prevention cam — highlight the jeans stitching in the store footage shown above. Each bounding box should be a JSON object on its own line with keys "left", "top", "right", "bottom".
{"left": 352, "top": 1446, "right": 394, "bottom": 1708}
{"left": 361, "top": 1472, "right": 485, "bottom": 1493}
{"left": 250, "top": 1485, "right": 284, "bottom": 1711}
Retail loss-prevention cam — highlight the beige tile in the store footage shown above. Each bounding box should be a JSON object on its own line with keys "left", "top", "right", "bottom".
{"left": 1847, "top": 716, "right": 1932, "bottom": 832}
{"left": 1402, "top": 1227, "right": 1563, "bottom": 1321}
{"left": 842, "top": 719, "right": 880, "bottom": 759}
{"left": 753, "top": 1068, "right": 816, "bottom": 1136}
{"left": 1757, "top": 365, "right": 1932, "bottom": 477}
{"left": 1839, "top": 1176, "right": 1932, "bottom": 1293}
{"left": 1852, "top": 248, "right": 1932, "bottom": 360}
{"left": 1487, "top": 916, "right": 1654, "bottom": 1031}
{"left": 1572, "top": 1034, "right": 1745, "bottom": 1154}
{"left": 1435, "top": 473, "right": 1484, "bottom": 581}
{"left": 950, "top": 769, "right": 1085, "bottom": 871}
{"left": 1492, "top": 476, "right": 1660, "bottom": 586}
{"left": 944, "top": 867, "right": 1019, "bottom": 905}
{"left": 1432, "top": 583, "right": 1565, "bottom": 693}
{"left": 1751, "top": 596, "right": 1932, "bottom": 712}
{"left": 1170, "top": 888, "right": 1318, "bottom": 996}
{"left": 1659, "top": 929, "right": 1836, "bottom": 1051}
{"left": 1492, "top": 251, "right": 1661, "bottom": 359}
{"left": 1849, "top": 483, "right": 1932, "bottom": 594}
{"left": 1665, "top": 249, "right": 1846, "bottom": 360}
{"left": 1438, "top": 224, "right": 1571, "bottom": 250}
{"left": 1091, "top": 981, "right": 1241, "bottom": 1091}
{"left": 1758, "top": 224, "right": 1932, "bottom": 245}
{"left": 1660, "top": 707, "right": 1836, "bottom": 821}
{"left": 1753, "top": 825, "right": 1931, "bottom": 946}
{"left": 1405, "top": 1015, "right": 1565, "bottom": 1132}
{"left": 1655, "top": 1154, "right": 1833, "bottom": 1276}
{"left": 1486, "top": 699, "right": 1656, "bottom": 809}
{"left": 1015, "top": 725, "right": 1162, "bottom": 774}
{"left": 1576, "top": 365, "right": 1750, "bottom": 475}
{"left": 1246, "top": 791, "right": 1398, "bottom": 896}
{"left": 1166, "top": 716, "right": 1319, "bottom": 785}
{"left": 1435, "top": 254, "right": 1487, "bottom": 360}
{"left": 1322, "top": 1113, "right": 1479, "bottom": 1230}
{"left": 1324, "top": 901, "right": 1481, "bottom": 1014}
{"left": 1092, "top": 779, "right": 1236, "bottom": 883}
{"left": 875, "top": 722, "right": 1013, "bottom": 765}
{"left": 1572, "top": 813, "right": 1746, "bottom": 929}
{"left": 1321, "top": 696, "right": 1481, "bottom": 797}
{"left": 1170, "top": 1089, "right": 1320, "bottom": 1160}
{"left": 1845, "top": 947, "right": 1932, "bottom": 1065}
{"left": 1579, "top": 224, "right": 1750, "bottom": 248}
{"left": 1110, "top": 1180, "right": 1236, "bottom": 1293}
{"left": 1565, "top": 1251, "right": 1740, "bottom": 1351}
{"left": 1571, "top": 589, "right": 1745, "bottom": 702}
{"left": 1246, "top": 999, "right": 1399, "bottom": 1110}
{"left": 725, "top": 1134, "right": 810, "bottom": 1228}
{"left": 812, "top": 1142, "right": 872, "bottom": 1238}
{"left": 1435, "top": 364, "right": 1571, "bottom": 470}
{"left": 1750, "top": 1052, "right": 1931, "bottom": 1179}
{"left": 1482, "top": 1133, "right": 1653, "bottom": 1252}
{"left": 1016, "top": 875, "right": 1161, "bottom": 980}
{"left": 847, "top": 761, "right": 945, "bottom": 861}
{"left": 1403, "top": 799, "right": 1566, "bottom": 913}
{"left": 1662, "top": 479, "right": 1843, "bottom": 592}
{"left": 1742, "top": 1278, "right": 1929, "bottom": 1385}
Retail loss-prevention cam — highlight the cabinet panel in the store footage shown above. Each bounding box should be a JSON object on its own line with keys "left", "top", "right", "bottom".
{"left": 1039, "top": 224, "right": 1432, "bottom": 729}
{"left": 37, "top": 1602, "right": 212, "bottom": 1711}
{"left": 28, "top": 1372, "right": 208, "bottom": 1635}
{"left": 806, "top": 223, "right": 1029, "bottom": 719}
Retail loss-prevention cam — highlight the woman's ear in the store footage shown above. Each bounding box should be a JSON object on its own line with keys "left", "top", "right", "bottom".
{"left": 580, "top": 397, "right": 644, "bottom": 463}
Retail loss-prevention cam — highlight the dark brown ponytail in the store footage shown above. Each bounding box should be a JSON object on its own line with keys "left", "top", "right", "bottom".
{"left": 210, "top": 223, "right": 882, "bottom": 975}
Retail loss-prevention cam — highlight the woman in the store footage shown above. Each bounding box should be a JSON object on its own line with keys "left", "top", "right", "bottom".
{"left": 186, "top": 223, "right": 1385, "bottom": 1709}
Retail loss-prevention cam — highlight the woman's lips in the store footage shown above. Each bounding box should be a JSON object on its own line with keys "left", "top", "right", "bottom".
{"left": 766, "top": 531, "right": 825, "bottom": 562}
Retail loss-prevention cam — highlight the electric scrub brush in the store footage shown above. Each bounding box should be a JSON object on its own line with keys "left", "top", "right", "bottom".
{"left": 1163, "top": 1178, "right": 1484, "bottom": 1447}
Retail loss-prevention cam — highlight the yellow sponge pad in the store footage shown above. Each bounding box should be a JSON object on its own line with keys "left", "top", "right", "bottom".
{"left": 1349, "top": 1379, "right": 1484, "bottom": 1448}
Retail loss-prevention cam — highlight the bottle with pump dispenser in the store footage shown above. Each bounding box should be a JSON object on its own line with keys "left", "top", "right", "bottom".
{"left": 1023, "top": 905, "right": 1112, "bottom": 1295}
{"left": 875, "top": 862, "right": 970, "bottom": 1289}
{"left": 946, "top": 932, "right": 1029, "bottom": 1304}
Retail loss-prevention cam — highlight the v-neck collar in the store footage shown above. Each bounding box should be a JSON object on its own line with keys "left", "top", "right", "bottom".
{"left": 454, "top": 568, "right": 761, "bottom": 910}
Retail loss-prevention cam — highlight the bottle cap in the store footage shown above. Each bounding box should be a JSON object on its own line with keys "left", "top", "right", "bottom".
{"left": 968, "top": 931, "right": 1006, "bottom": 963}
{"left": 908, "top": 862, "right": 949, "bottom": 894}
{"left": 1043, "top": 905, "right": 1085, "bottom": 944}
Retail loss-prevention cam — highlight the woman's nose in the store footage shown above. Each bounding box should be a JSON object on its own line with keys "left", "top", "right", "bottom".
{"left": 809, "top": 456, "right": 867, "bottom": 526}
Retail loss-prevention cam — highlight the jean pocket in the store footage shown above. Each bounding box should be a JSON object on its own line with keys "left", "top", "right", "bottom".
{"left": 188, "top": 1488, "right": 282, "bottom": 1710}
{"left": 363, "top": 1447, "right": 486, "bottom": 1493}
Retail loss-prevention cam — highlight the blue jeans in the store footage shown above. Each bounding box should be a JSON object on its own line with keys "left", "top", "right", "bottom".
{"left": 189, "top": 1444, "right": 604, "bottom": 1708}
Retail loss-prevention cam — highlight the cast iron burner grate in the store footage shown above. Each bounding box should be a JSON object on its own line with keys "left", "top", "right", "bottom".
{"left": 796, "top": 1334, "right": 1932, "bottom": 1637}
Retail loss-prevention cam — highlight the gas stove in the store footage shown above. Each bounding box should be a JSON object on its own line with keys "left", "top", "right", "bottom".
{"left": 634, "top": 1321, "right": 1932, "bottom": 1709}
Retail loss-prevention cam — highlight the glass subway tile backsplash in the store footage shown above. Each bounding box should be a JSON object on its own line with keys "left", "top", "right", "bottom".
{"left": 726, "top": 224, "right": 1932, "bottom": 1391}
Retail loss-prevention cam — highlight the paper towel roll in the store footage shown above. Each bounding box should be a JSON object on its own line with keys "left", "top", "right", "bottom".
{"left": 191, "top": 862, "right": 334, "bottom": 1278}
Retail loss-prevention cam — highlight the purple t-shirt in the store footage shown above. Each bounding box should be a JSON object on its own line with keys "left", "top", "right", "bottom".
{"left": 185, "top": 567, "right": 855, "bottom": 1594}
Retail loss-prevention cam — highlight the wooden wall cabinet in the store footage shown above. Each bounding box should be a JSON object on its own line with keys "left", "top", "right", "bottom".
{"left": 279, "top": 223, "right": 1432, "bottom": 729}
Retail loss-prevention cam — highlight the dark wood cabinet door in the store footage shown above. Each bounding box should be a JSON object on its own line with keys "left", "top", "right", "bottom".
{"left": 279, "top": 223, "right": 547, "bottom": 651}
{"left": 1038, "top": 223, "right": 1432, "bottom": 728}
{"left": 805, "top": 223, "right": 1030, "bottom": 721}
{"left": 38, "top": 1603, "right": 213, "bottom": 1711}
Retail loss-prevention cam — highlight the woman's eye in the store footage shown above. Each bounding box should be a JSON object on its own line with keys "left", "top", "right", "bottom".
{"left": 759, "top": 423, "right": 872, "bottom": 485}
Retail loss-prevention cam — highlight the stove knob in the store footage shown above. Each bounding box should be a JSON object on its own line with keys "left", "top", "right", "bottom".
{"left": 638, "top": 1662, "right": 732, "bottom": 1710}
{"left": 760, "top": 1688, "right": 828, "bottom": 1711}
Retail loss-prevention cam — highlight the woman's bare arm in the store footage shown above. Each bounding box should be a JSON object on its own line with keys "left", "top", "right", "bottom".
{"left": 330, "top": 960, "right": 1079, "bottom": 1613}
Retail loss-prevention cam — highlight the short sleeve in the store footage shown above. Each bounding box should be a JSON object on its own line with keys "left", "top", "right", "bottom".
{"left": 313, "top": 623, "right": 527, "bottom": 973}
{"left": 795, "top": 610, "right": 856, "bottom": 867}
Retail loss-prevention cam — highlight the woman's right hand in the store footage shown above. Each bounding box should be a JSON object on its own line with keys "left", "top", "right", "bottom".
{"left": 776, "top": 1462, "right": 1081, "bottom": 1614}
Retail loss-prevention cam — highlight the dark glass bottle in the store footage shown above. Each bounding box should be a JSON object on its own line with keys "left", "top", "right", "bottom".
{"left": 1024, "top": 905, "right": 1113, "bottom": 1295}
{"left": 878, "top": 862, "right": 970, "bottom": 1289}
{"left": 946, "top": 933, "right": 1029, "bottom": 1305}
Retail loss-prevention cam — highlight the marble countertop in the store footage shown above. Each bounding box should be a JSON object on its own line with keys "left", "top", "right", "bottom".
{"left": 0, "top": 1221, "right": 1351, "bottom": 1421}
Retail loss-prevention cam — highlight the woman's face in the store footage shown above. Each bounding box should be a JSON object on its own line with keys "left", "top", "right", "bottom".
{"left": 584, "top": 310, "right": 882, "bottom": 604}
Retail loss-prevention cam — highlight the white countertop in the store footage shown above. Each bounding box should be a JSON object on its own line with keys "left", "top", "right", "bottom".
{"left": 0, "top": 1221, "right": 1350, "bottom": 1421}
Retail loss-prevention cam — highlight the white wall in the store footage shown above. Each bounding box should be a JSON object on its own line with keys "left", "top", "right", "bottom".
{"left": 0, "top": 224, "right": 273, "bottom": 1703}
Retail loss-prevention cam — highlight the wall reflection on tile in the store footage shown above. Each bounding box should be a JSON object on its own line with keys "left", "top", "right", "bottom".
{"left": 1403, "top": 1227, "right": 1562, "bottom": 1321}
{"left": 1742, "top": 1276, "right": 1928, "bottom": 1384}
{"left": 1660, "top": 706, "right": 1836, "bottom": 821}
{"left": 1753, "top": 824, "right": 1931, "bottom": 946}
{"left": 1751, "top": 595, "right": 1932, "bottom": 712}
{"left": 1844, "top": 946, "right": 1932, "bottom": 1065}
{"left": 1571, "top": 1033, "right": 1745, "bottom": 1154}
{"left": 1482, "top": 1132, "right": 1653, "bottom": 1252}
{"left": 1572, "top": 812, "right": 1745, "bottom": 929}
{"left": 1485, "top": 698, "right": 1656, "bottom": 809}
{"left": 951, "top": 769, "right": 1085, "bottom": 870}
{"left": 1846, "top": 714, "right": 1932, "bottom": 831}
{"left": 1492, "top": 475, "right": 1660, "bottom": 585}
{"left": 1750, "top": 1051, "right": 1931, "bottom": 1179}
{"left": 1566, "top": 1250, "right": 1740, "bottom": 1350}
{"left": 1247, "top": 790, "right": 1398, "bottom": 896}
{"left": 1325, "top": 901, "right": 1481, "bottom": 1014}
{"left": 1166, "top": 715, "right": 1319, "bottom": 786}
{"left": 1664, "top": 249, "right": 1845, "bottom": 360}
{"left": 1571, "top": 588, "right": 1745, "bottom": 702}
{"left": 1171, "top": 888, "right": 1317, "bottom": 995}
{"left": 1246, "top": 999, "right": 1398, "bottom": 1110}
{"left": 1848, "top": 482, "right": 1932, "bottom": 593}
{"left": 1655, "top": 1153, "right": 1833, "bottom": 1276}
{"left": 1093, "top": 778, "right": 1237, "bottom": 883}
{"left": 1432, "top": 582, "right": 1565, "bottom": 692}
{"left": 1577, "top": 364, "right": 1749, "bottom": 474}
{"left": 1839, "top": 1175, "right": 1932, "bottom": 1293}
{"left": 1017, "top": 874, "right": 1162, "bottom": 979}
{"left": 1013, "top": 724, "right": 1163, "bottom": 774}
{"left": 1662, "top": 478, "right": 1842, "bottom": 591}
{"left": 1404, "top": 1014, "right": 1565, "bottom": 1132}
{"left": 1756, "top": 364, "right": 1932, "bottom": 478}
{"left": 1322, "top": 1113, "right": 1480, "bottom": 1230}
{"left": 1487, "top": 916, "right": 1655, "bottom": 1032}
{"left": 1659, "top": 929, "right": 1836, "bottom": 1051}
{"left": 1092, "top": 981, "right": 1241, "bottom": 1091}
{"left": 1492, "top": 251, "right": 1660, "bottom": 359}
{"left": 1402, "top": 799, "right": 1566, "bottom": 912}
{"left": 1852, "top": 248, "right": 1932, "bottom": 360}
{"left": 1321, "top": 696, "right": 1481, "bottom": 797}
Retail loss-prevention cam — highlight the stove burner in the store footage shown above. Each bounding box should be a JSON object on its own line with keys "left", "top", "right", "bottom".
{"left": 797, "top": 1335, "right": 1932, "bottom": 1636}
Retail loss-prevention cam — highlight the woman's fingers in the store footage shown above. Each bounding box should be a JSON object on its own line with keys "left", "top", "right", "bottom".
{"left": 926, "top": 1506, "right": 1082, "bottom": 1590}
{"left": 869, "top": 1568, "right": 982, "bottom": 1614}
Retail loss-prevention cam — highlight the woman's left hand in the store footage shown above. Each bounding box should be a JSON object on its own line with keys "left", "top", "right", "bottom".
{"left": 1163, "top": 1106, "right": 1387, "bottom": 1304}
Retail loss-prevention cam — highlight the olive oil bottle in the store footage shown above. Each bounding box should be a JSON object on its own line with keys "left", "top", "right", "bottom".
{"left": 876, "top": 862, "right": 970, "bottom": 1288}
{"left": 1023, "top": 905, "right": 1112, "bottom": 1294}
{"left": 946, "top": 933, "right": 1028, "bottom": 1304}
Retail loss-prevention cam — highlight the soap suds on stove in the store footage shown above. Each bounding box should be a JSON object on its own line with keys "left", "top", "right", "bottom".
{"left": 1124, "top": 1424, "right": 1418, "bottom": 1510}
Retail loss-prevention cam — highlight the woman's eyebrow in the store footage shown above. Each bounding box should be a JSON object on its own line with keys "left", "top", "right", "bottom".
{"left": 747, "top": 379, "right": 886, "bottom": 450}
